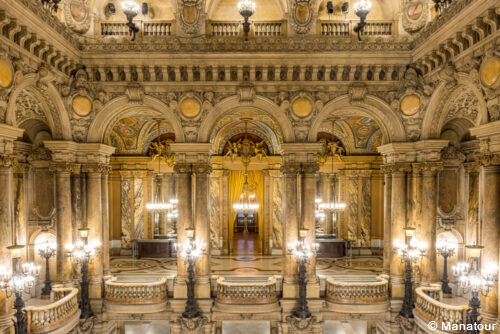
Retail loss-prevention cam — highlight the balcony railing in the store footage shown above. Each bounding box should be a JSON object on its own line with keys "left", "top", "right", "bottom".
{"left": 320, "top": 20, "right": 396, "bottom": 37}
{"left": 208, "top": 21, "right": 285, "bottom": 37}
{"left": 326, "top": 275, "right": 389, "bottom": 304}
{"left": 25, "top": 287, "right": 80, "bottom": 334}
{"left": 216, "top": 276, "right": 278, "bottom": 304}
{"left": 415, "top": 286, "right": 469, "bottom": 333}
{"left": 104, "top": 276, "right": 168, "bottom": 305}
{"left": 100, "top": 21, "right": 173, "bottom": 37}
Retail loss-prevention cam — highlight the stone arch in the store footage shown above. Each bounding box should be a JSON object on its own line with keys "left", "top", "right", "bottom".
{"left": 87, "top": 95, "right": 185, "bottom": 144}
{"left": 308, "top": 95, "right": 406, "bottom": 143}
{"left": 5, "top": 74, "right": 72, "bottom": 140}
{"left": 421, "top": 73, "right": 488, "bottom": 139}
{"left": 198, "top": 95, "right": 295, "bottom": 144}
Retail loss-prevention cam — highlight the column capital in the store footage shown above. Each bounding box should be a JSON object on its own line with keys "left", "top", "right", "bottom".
{"left": 13, "top": 162, "right": 29, "bottom": 174}
{"left": 0, "top": 154, "right": 17, "bottom": 168}
{"left": 381, "top": 163, "right": 412, "bottom": 174}
{"left": 174, "top": 163, "right": 193, "bottom": 174}
{"left": 82, "top": 163, "right": 111, "bottom": 174}
{"left": 419, "top": 162, "right": 443, "bottom": 175}
{"left": 358, "top": 169, "right": 373, "bottom": 178}
{"left": 119, "top": 170, "right": 133, "bottom": 178}
{"left": 464, "top": 161, "right": 480, "bottom": 173}
{"left": 49, "top": 162, "right": 80, "bottom": 174}
{"left": 475, "top": 152, "right": 500, "bottom": 167}
{"left": 301, "top": 162, "right": 319, "bottom": 174}
{"left": 192, "top": 163, "right": 212, "bottom": 175}
{"left": 0, "top": 124, "right": 24, "bottom": 155}
{"left": 280, "top": 162, "right": 302, "bottom": 175}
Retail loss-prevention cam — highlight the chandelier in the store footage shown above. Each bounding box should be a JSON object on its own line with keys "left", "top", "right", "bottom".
{"left": 121, "top": 0, "right": 140, "bottom": 41}
{"left": 238, "top": 0, "right": 256, "bottom": 41}
{"left": 146, "top": 119, "right": 175, "bottom": 213}
{"left": 231, "top": 118, "right": 261, "bottom": 216}
{"left": 353, "top": 0, "right": 372, "bottom": 40}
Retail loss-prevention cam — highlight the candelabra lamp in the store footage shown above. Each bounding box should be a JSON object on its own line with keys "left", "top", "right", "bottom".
{"left": 238, "top": 0, "right": 256, "bottom": 41}
{"left": 393, "top": 227, "right": 427, "bottom": 318}
{"left": 121, "top": 0, "right": 140, "bottom": 41}
{"left": 453, "top": 245, "right": 497, "bottom": 333}
{"left": 66, "top": 228, "right": 100, "bottom": 319}
{"left": 287, "top": 229, "right": 319, "bottom": 319}
{"left": 436, "top": 239, "right": 456, "bottom": 296}
{"left": 0, "top": 244, "right": 40, "bottom": 334}
{"left": 36, "top": 240, "right": 57, "bottom": 299}
{"left": 176, "top": 228, "right": 206, "bottom": 319}
{"left": 353, "top": 0, "right": 372, "bottom": 41}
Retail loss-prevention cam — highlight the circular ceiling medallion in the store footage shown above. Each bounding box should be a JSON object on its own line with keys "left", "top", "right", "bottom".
{"left": 480, "top": 57, "right": 500, "bottom": 87}
{"left": 400, "top": 95, "right": 421, "bottom": 116}
{"left": 72, "top": 96, "right": 92, "bottom": 117}
{"left": 180, "top": 98, "right": 201, "bottom": 118}
{"left": 0, "top": 60, "right": 13, "bottom": 88}
{"left": 292, "top": 98, "right": 313, "bottom": 118}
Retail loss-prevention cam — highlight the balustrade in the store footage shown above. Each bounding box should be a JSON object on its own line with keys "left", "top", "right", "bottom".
{"left": 101, "top": 21, "right": 173, "bottom": 37}
{"left": 210, "top": 22, "right": 240, "bottom": 37}
{"left": 25, "top": 287, "right": 79, "bottom": 334}
{"left": 216, "top": 276, "right": 277, "bottom": 304}
{"left": 104, "top": 277, "right": 167, "bottom": 305}
{"left": 326, "top": 275, "right": 389, "bottom": 304}
{"left": 320, "top": 20, "right": 395, "bottom": 37}
{"left": 414, "top": 286, "right": 469, "bottom": 333}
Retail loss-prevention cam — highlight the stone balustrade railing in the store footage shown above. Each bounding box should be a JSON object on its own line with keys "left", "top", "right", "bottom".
{"left": 208, "top": 21, "right": 284, "bottom": 37}
{"left": 415, "top": 286, "right": 469, "bottom": 332}
{"left": 25, "top": 287, "right": 79, "bottom": 334}
{"left": 326, "top": 275, "right": 389, "bottom": 304}
{"left": 104, "top": 277, "right": 168, "bottom": 305}
{"left": 320, "top": 20, "right": 396, "bottom": 37}
{"left": 216, "top": 276, "right": 277, "bottom": 304}
{"left": 101, "top": 21, "right": 173, "bottom": 37}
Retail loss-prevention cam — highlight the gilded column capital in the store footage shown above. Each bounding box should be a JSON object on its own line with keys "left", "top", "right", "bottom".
{"left": 82, "top": 164, "right": 111, "bottom": 174}
{"left": 0, "top": 154, "right": 17, "bottom": 168}
{"left": 49, "top": 162, "right": 79, "bottom": 174}
{"left": 174, "top": 163, "right": 193, "bottom": 174}
{"left": 419, "top": 162, "right": 443, "bottom": 175}
{"left": 192, "top": 163, "right": 212, "bottom": 175}
{"left": 301, "top": 162, "right": 319, "bottom": 175}
{"left": 280, "top": 162, "right": 302, "bottom": 175}
{"left": 475, "top": 152, "right": 500, "bottom": 167}
{"left": 382, "top": 163, "right": 412, "bottom": 175}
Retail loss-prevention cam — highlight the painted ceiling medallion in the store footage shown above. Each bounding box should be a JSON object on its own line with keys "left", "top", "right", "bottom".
{"left": 292, "top": 98, "right": 313, "bottom": 118}
{"left": 180, "top": 98, "right": 201, "bottom": 118}
{"left": 480, "top": 57, "right": 500, "bottom": 87}
{"left": 63, "top": 0, "right": 91, "bottom": 33}
{"left": 72, "top": 96, "right": 92, "bottom": 117}
{"left": 400, "top": 95, "right": 421, "bottom": 116}
{"left": 0, "top": 59, "right": 13, "bottom": 88}
{"left": 402, "top": 0, "right": 427, "bottom": 33}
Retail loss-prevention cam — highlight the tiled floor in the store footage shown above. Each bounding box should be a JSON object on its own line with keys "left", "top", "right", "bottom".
{"left": 109, "top": 255, "right": 383, "bottom": 277}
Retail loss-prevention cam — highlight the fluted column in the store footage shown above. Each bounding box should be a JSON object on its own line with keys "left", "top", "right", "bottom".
{"left": 173, "top": 164, "right": 192, "bottom": 298}
{"left": 194, "top": 163, "right": 211, "bottom": 298}
{"left": 84, "top": 165, "right": 104, "bottom": 298}
{"left": 282, "top": 163, "right": 300, "bottom": 298}
{"left": 0, "top": 154, "right": 15, "bottom": 326}
{"left": 101, "top": 167, "right": 111, "bottom": 276}
{"left": 382, "top": 167, "right": 392, "bottom": 275}
{"left": 420, "top": 162, "right": 442, "bottom": 284}
{"left": 50, "top": 162, "right": 77, "bottom": 284}
{"left": 390, "top": 164, "right": 409, "bottom": 298}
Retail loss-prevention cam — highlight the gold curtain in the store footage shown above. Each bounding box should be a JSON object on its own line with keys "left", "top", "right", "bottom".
{"left": 228, "top": 170, "right": 264, "bottom": 247}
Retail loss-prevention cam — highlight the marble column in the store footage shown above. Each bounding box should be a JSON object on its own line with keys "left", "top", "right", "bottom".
{"left": 382, "top": 167, "right": 392, "bottom": 275}
{"left": 101, "top": 167, "right": 111, "bottom": 276}
{"left": 345, "top": 170, "right": 359, "bottom": 243}
{"left": 13, "top": 163, "right": 28, "bottom": 250}
{"left": 263, "top": 170, "right": 272, "bottom": 255}
{"left": 120, "top": 171, "right": 132, "bottom": 250}
{"left": 194, "top": 164, "right": 211, "bottom": 298}
{"left": 390, "top": 165, "right": 409, "bottom": 298}
{"left": 301, "top": 163, "right": 319, "bottom": 281}
{"left": 420, "top": 163, "right": 441, "bottom": 284}
{"left": 173, "top": 164, "right": 192, "bottom": 298}
{"left": 465, "top": 163, "right": 480, "bottom": 244}
{"left": 159, "top": 174, "right": 168, "bottom": 235}
{"left": 281, "top": 163, "right": 300, "bottom": 298}
{"left": 480, "top": 163, "right": 500, "bottom": 320}
{"left": 338, "top": 171, "right": 346, "bottom": 239}
{"left": 221, "top": 170, "right": 230, "bottom": 255}
{"left": 411, "top": 164, "right": 423, "bottom": 238}
{"left": 50, "top": 162, "right": 76, "bottom": 284}
{"left": 320, "top": 173, "right": 332, "bottom": 235}
{"left": 0, "top": 155, "right": 15, "bottom": 322}
{"left": 271, "top": 170, "right": 283, "bottom": 252}
{"left": 71, "top": 171, "right": 84, "bottom": 242}
{"left": 84, "top": 165, "right": 104, "bottom": 298}
{"left": 358, "top": 170, "right": 372, "bottom": 247}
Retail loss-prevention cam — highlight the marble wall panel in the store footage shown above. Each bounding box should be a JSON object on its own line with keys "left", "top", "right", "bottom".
{"left": 439, "top": 169, "right": 458, "bottom": 215}
{"left": 33, "top": 170, "right": 55, "bottom": 217}
{"left": 209, "top": 176, "right": 221, "bottom": 249}
{"left": 134, "top": 177, "right": 144, "bottom": 240}
{"left": 121, "top": 177, "right": 131, "bottom": 248}
{"left": 272, "top": 176, "right": 283, "bottom": 249}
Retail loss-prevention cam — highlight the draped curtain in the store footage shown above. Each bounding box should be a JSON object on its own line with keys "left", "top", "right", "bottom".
{"left": 228, "top": 170, "right": 264, "bottom": 247}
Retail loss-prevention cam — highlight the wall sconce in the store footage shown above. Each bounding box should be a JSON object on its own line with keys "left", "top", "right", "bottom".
{"left": 121, "top": 0, "right": 140, "bottom": 41}
{"left": 326, "top": 1, "right": 334, "bottom": 15}
{"left": 238, "top": 0, "right": 256, "bottom": 41}
{"left": 353, "top": 0, "right": 372, "bottom": 41}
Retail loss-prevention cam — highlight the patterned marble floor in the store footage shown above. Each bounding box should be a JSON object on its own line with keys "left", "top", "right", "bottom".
{"left": 109, "top": 256, "right": 383, "bottom": 277}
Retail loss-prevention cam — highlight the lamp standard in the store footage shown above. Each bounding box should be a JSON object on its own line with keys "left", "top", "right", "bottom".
{"left": 121, "top": 0, "right": 140, "bottom": 41}
{"left": 353, "top": 0, "right": 372, "bottom": 41}
{"left": 393, "top": 227, "right": 427, "bottom": 318}
{"left": 35, "top": 240, "right": 57, "bottom": 299}
{"left": 453, "top": 245, "right": 497, "bottom": 333}
{"left": 238, "top": 0, "right": 256, "bottom": 41}
{"left": 287, "top": 228, "right": 319, "bottom": 319}
{"left": 66, "top": 228, "right": 100, "bottom": 319}
{"left": 436, "top": 239, "right": 457, "bottom": 296}
{"left": 176, "top": 228, "right": 206, "bottom": 319}
{"left": 0, "top": 245, "right": 40, "bottom": 334}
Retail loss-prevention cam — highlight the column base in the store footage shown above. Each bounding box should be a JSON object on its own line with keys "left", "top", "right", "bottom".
{"left": 282, "top": 281, "right": 320, "bottom": 299}
{"left": 173, "top": 280, "right": 187, "bottom": 299}
{"left": 195, "top": 279, "right": 211, "bottom": 299}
